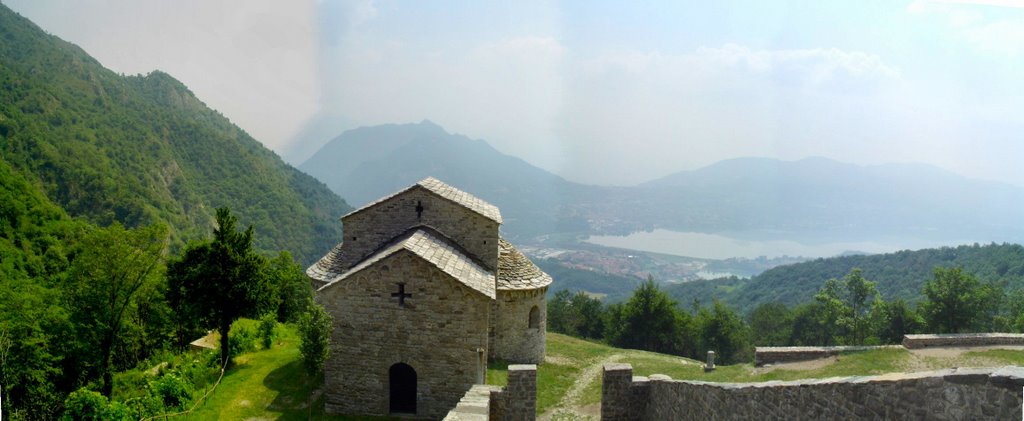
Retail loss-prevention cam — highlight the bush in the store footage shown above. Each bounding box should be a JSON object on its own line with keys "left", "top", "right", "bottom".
{"left": 228, "top": 326, "right": 257, "bottom": 356}
{"left": 150, "top": 373, "right": 192, "bottom": 410}
{"left": 259, "top": 313, "right": 276, "bottom": 349}
{"left": 62, "top": 388, "right": 132, "bottom": 421}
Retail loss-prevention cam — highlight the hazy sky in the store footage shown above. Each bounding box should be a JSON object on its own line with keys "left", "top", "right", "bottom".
{"left": 8, "top": 1, "right": 1024, "bottom": 186}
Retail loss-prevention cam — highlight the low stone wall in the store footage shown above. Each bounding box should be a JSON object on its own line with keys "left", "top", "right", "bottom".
{"left": 754, "top": 345, "right": 899, "bottom": 366}
{"left": 444, "top": 364, "right": 536, "bottom": 421}
{"left": 443, "top": 385, "right": 499, "bottom": 421}
{"left": 903, "top": 333, "right": 1024, "bottom": 349}
{"left": 602, "top": 364, "right": 1024, "bottom": 421}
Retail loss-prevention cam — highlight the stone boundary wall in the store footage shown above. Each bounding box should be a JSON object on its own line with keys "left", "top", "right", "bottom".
{"left": 444, "top": 364, "right": 537, "bottom": 421}
{"left": 754, "top": 345, "right": 900, "bottom": 366}
{"left": 602, "top": 364, "right": 1024, "bottom": 421}
{"left": 903, "top": 333, "right": 1024, "bottom": 349}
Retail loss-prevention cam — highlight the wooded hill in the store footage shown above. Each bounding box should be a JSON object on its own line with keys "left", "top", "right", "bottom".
{"left": 0, "top": 4, "right": 351, "bottom": 264}
{"left": 665, "top": 243, "right": 1024, "bottom": 314}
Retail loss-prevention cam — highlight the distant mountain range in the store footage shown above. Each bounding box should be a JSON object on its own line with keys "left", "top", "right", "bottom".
{"left": 0, "top": 4, "right": 351, "bottom": 264}
{"left": 299, "top": 120, "right": 600, "bottom": 239}
{"left": 664, "top": 243, "right": 1024, "bottom": 314}
{"left": 301, "top": 121, "right": 1024, "bottom": 245}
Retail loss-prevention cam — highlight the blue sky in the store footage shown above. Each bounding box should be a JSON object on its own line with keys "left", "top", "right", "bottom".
{"left": 8, "top": 1, "right": 1024, "bottom": 186}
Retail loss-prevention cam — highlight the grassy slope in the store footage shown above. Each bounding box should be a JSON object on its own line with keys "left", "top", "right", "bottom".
{"left": 187, "top": 330, "right": 1024, "bottom": 419}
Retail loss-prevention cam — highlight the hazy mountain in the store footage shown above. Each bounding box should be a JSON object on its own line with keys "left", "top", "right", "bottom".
{"left": 0, "top": 5, "right": 351, "bottom": 263}
{"left": 636, "top": 157, "right": 1024, "bottom": 241}
{"left": 302, "top": 120, "right": 1024, "bottom": 247}
{"left": 300, "top": 120, "right": 598, "bottom": 239}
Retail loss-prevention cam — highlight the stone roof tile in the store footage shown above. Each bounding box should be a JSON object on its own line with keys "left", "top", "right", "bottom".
{"left": 496, "top": 238, "right": 553, "bottom": 291}
{"left": 342, "top": 177, "right": 502, "bottom": 224}
{"left": 317, "top": 228, "right": 496, "bottom": 299}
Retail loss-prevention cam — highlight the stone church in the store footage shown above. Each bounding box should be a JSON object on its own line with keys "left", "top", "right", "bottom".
{"left": 307, "top": 177, "right": 552, "bottom": 419}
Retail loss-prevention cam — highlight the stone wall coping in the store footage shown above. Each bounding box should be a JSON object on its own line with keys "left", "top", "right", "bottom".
{"left": 508, "top": 364, "right": 537, "bottom": 372}
{"left": 638, "top": 366, "right": 1021, "bottom": 390}
{"left": 754, "top": 345, "right": 900, "bottom": 353}
{"left": 904, "top": 333, "right": 1024, "bottom": 339}
{"left": 604, "top": 363, "right": 633, "bottom": 372}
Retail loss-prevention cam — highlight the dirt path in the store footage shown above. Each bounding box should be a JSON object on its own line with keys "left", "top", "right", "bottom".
{"left": 539, "top": 353, "right": 626, "bottom": 421}
{"left": 756, "top": 345, "right": 1024, "bottom": 374}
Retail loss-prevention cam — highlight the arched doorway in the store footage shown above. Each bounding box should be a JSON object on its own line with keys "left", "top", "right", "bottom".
{"left": 389, "top": 363, "right": 417, "bottom": 414}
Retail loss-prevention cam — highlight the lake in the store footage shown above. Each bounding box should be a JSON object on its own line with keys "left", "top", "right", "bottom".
{"left": 585, "top": 229, "right": 980, "bottom": 260}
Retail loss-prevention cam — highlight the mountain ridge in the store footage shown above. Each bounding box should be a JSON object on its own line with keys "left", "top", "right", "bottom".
{"left": 0, "top": 4, "right": 352, "bottom": 263}
{"left": 301, "top": 122, "right": 1024, "bottom": 244}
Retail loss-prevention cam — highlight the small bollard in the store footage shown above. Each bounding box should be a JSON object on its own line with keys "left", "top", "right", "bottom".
{"left": 704, "top": 350, "right": 716, "bottom": 372}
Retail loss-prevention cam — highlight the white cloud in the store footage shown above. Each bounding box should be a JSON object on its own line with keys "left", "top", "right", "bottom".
{"left": 696, "top": 44, "right": 901, "bottom": 85}
{"left": 551, "top": 45, "right": 905, "bottom": 185}
{"left": 908, "top": 0, "right": 1024, "bottom": 55}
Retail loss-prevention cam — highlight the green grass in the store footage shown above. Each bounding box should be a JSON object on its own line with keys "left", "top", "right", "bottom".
{"left": 171, "top": 320, "right": 394, "bottom": 420}
{"left": 141, "top": 328, "right": 1022, "bottom": 419}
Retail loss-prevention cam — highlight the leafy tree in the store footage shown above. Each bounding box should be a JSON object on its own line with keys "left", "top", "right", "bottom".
{"left": 299, "top": 304, "right": 332, "bottom": 379}
{"left": 838, "top": 269, "right": 878, "bottom": 345}
{"left": 695, "top": 301, "right": 750, "bottom": 364}
{"left": 546, "top": 290, "right": 607, "bottom": 339}
{"left": 871, "top": 298, "right": 923, "bottom": 343}
{"left": 920, "top": 267, "right": 996, "bottom": 333}
{"left": 166, "top": 208, "right": 271, "bottom": 366}
{"left": 812, "top": 278, "right": 847, "bottom": 345}
{"left": 546, "top": 290, "right": 574, "bottom": 335}
{"left": 570, "top": 292, "right": 607, "bottom": 339}
{"left": 748, "top": 302, "right": 792, "bottom": 346}
{"left": 266, "top": 251, "right": 313, "bottom": 323}
{"left": 609, "top": 277, "right": 685, "bottom": 354}
{"left": 65, "top": 223, "right": 168, "bottom": 396}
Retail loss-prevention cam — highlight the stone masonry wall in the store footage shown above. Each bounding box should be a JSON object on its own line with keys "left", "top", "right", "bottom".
{"left": 319, "top": 251, "right": 491, "bottom": 419}
{"left": 492, "top": 289, "right": 547, "bottom": 364}
{"left": 342, "top": 187, "right": 500, "bottom": 271}
{"left": 444, "top": 364, "right": 536, "bottom": 421}
{"left": 602, "top": 364, "right": 1024, "bottom": 421}
{"left": 903, "top": 333, "right": 1024, "bottom": 349}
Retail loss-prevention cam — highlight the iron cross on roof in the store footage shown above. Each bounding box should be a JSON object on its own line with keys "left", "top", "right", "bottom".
{"left": 391, "top": 283, "right": 413, "bottom": 307}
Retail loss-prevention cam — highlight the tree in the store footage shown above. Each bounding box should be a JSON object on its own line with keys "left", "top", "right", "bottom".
{"left": 695, "top": 301, "right": 750, "bottom": 364}
{"left": 166, "top": 208, "right": 271, "bottom": 366}
{"left": 748, "top": 302, "right": 792, "bottom": 346}
{"left": 266, "top": 251, "right": 312, "bottom": 323}
{"left": 65, "top": 223, "right": 168, "bottom": 396}
{"left": 920, "top": 267, "right": 995, "bottom": 333}
{"left": 546, "top": 290, "right": 574, "bottom": 335}
{"left": 298, "top": 304, "right": 333, "bottom": 379}
{"left": 609, "top": 277, "right": 685, "bottom": 354}
{"left": 839, "top": 269, "right": 878, "bottom": 345}
{"left": 871, "top": 298, "right": 922, "bottom": 343}
{"left": 812, "top": 278, "right": 847, "bottom": 345}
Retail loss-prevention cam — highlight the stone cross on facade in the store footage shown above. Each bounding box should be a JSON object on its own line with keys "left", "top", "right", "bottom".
{"left": 392, "top": 283, "right": 413, "bottom": 307}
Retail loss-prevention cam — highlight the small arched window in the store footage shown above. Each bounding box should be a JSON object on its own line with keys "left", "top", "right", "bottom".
{"left": 528, "top": 305, "right": 540, "bottom": 329}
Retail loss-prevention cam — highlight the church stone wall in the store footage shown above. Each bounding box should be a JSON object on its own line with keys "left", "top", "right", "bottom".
{"left": 318, "top": 251, "right": 491, "bottom": 419}
{"left": 602, "top": 364, "right": 1024, "bottom": 421}
{"left": 341, "top": 187, "right": 500, "bottom": 271}
{"left": 491, "top": 288, "right": 547, "bottom": 364}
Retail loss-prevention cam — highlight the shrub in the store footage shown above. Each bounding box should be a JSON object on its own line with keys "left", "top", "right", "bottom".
{"left": 259, "top": 314, "right": 276, "bottom": 349}
{"left": 150, "top": 373, "right": 192, "bottom": 410}
{"left": 62, "top": 388, "right": 132, "bottom": 421}
{"left": 228, "top": 326, "right": 257, "bottom": 356}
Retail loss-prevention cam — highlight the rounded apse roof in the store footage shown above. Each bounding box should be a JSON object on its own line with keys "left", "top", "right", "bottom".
{"left": 497, "top": 238, "right": 553, "bottom": 291}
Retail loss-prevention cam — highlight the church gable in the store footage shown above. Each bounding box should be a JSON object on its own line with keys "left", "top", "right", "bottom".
{"left": 318, "top": 228, "right": 496, "bottom": 300}
{"left": 336, "top": 180, "right": 501, "bottom": 273}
